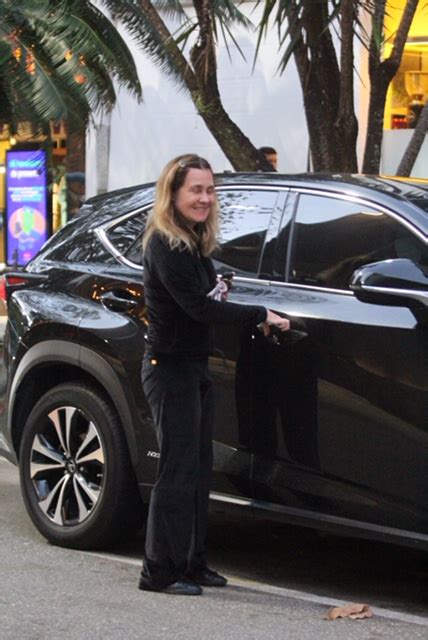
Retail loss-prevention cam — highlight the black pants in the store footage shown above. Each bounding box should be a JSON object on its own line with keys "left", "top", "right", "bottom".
{"left": 140, "top": 354, "right": 214, "bottom": 589}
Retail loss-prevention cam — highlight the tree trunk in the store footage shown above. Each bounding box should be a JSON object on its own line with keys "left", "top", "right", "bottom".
{"left": 362, "top": 70, "right": 391, "bottom": 173}
{"left": 396, "top": 101, "right": 428, "bottom": 176}
{"left": 189, "top": 0, "right": 261, "bottom": 170}
{"left": 335, "top": 0, "right": 358, "bottom": 172}
{"left": 290, "top": 1, "right": 343, "bottom": 171}
{"left": 137, "top": 0, "right": 261, "bottom": 170}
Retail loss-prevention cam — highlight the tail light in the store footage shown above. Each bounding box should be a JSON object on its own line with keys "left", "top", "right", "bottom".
{"left": 0, "top": 272, "right": 47, "bottom": 305}
{"left": 0, "top": 277, "right": 6, "bottom": 303}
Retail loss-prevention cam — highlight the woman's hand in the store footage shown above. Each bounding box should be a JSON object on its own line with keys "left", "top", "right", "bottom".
{"left": 261, "top": 310, "right": 290, "bottom": 336}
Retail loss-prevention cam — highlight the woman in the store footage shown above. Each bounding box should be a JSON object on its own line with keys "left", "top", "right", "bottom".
{"left": 139, "top": 154, "right": 289, "bottom": 596}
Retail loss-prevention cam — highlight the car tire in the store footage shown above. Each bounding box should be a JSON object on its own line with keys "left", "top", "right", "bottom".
{"left": 19, "top": 382, "right": 146, "bottom": 550}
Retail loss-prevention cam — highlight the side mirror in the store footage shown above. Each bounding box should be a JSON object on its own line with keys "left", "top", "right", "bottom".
{"left": 349, "top": 259, "right": 428, "bottom": 310}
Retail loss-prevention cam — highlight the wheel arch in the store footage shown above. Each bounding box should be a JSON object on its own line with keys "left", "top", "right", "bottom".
{"left": 10, "top": 340, "right": 141, "bottom": 469}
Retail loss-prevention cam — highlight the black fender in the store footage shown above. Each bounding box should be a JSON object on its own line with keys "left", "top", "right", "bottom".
{"left": 8, "top": 339, "right": 141, "bottom": 468}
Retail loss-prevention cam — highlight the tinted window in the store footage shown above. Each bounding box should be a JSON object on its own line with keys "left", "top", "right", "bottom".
{"left": 105, "top": 209, "right": 149, "bottom": 255}
{"left": 124, "top": 232, "right": 145, "bottom": 265}
{"left": 31, "top": 223, "right": 114, "bottom": 265}
{"left": 212, "top": 189, "right": 278, "bottom": 276}
{"left": 62, "top": 231, "right": 114, "bottom": 264}
{"left": 289, "top": 194, "right": 428, "bottom": 289}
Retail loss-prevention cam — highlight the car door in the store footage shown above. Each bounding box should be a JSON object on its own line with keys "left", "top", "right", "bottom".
{"left": 209, "top": 186, "right": 287, "bottom": 499}
{"left": 250, "top": 189, "right": 428, "bottom": 534}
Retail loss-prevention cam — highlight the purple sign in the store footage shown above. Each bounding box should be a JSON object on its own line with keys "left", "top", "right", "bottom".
{"left": 6, "top": 149, "right": 48, "bottom": 266}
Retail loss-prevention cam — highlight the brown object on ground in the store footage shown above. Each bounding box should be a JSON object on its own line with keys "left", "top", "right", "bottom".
{"left": 324, "top": 603, "right": 374, "bottom": 620}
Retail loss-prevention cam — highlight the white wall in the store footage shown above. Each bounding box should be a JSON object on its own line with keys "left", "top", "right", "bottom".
{"left": 86, "top": 3, "right": 309, "bottom": 196}
{"left": 381, "top": 130, "right": 428, "bottom": 178}
{"left": 87, "top": 4, "right": 428, "bottom": 197}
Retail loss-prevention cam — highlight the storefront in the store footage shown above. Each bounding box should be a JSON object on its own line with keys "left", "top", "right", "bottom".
{"left": 0, "top": 121, "right": 84, "bottom": 268}
{"left": 382, "top": 0, "right": 428, "bottom": 176}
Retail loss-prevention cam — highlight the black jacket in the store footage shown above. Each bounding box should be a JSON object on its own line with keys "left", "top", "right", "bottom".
{"left": 143, "top": 232, "right": 267, "bottom": 357}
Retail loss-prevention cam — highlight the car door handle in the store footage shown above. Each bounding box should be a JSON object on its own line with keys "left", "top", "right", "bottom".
{"left": 99, "top": 290, "right": 139, "bottom": 312}
{"left": 258, "top": 325, "right": 308, "bottom": 346}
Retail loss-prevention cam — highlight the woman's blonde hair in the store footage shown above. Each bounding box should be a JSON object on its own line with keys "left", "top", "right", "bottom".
{"left": 142, "top": 154, "right": 219, "bottom": 256}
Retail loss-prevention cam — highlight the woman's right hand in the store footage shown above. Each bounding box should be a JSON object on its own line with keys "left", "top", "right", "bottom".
{"left": 261, "top": 310, "right": 290, "bottom": 336}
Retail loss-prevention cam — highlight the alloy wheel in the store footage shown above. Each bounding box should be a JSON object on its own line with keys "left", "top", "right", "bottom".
{"left": 29, "top": 405, "right": 105, "bottom": 526}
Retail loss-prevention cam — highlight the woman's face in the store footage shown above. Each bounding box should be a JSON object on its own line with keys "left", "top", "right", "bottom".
{"left": 174, "top": 168, "right": 216, "bottom": 228}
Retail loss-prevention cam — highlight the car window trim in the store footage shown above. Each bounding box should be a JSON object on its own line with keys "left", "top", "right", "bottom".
{"left": 258, "top": 190, "right": 289, "bottom": 278}
{"left": 95, "top": 205, "right": 151, "bottom": 271}
{"left": 270, "top": 280, "right": 355, "bottom": 296}
{"left": 96, "top": 185, "right": 288, "bottom": 272}
{"left": 95, "top": 185, "right": 427, "bottom": 279}
{"left": 282, "top": 192, "right": 299, "bottom": 282}
{"left": 289, "top": 187, "right": 427, "bottom": 242}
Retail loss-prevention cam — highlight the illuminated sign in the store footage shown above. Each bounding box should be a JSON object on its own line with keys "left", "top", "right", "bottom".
{"left": 6, "top": 149, "right": 49, "bottom": 266}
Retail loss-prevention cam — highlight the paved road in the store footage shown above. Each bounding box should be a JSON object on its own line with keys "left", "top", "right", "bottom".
{"left": 1, "top": 459, "right": 427, "bottom": 640}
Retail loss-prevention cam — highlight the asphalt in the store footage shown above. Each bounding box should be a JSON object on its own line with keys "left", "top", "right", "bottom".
{"left": 1, "top": 459, "right": 427, "bottom": 640}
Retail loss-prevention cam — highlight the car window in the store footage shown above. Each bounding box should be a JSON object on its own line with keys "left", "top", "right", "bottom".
{"left": 212, "top": 189, "right": 278, "bottom": 276}
{"left": 63, "top": 232, "right": 115, "bottom": 264}
{"left": 32, "top": 225, "right": 115, "bottom": 265}
{"left": 124, "top": 232, "right": 145, "bottom": 265}
{"left": 105, "top": 210, "right": 149, "bottom": 256}
{"left": 289, "top": 194, "right": 428, "bottom": 290}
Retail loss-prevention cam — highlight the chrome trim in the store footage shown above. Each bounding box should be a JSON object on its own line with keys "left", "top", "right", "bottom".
{"left": 289, "top": 187, "right": 428, "bottom": 242}
{"left": 209, "top": 491, "right": 252, "bottom": 507}
{"left": 210, "top": 491, "right": 428, "bottom": 547}
{"left": 268, "top": 280, "right": 354, "bottom": 296}
{"left": 231, "top": 276, "right": 271, "bottom": 285}
{"left": 94, "top": 184, "right": 427, "bottom": 277}
{"left": 96, "top": 205, "right": 150, "bottom": 236}
{"left": 95, "top": 205, "right": 150, "bottom": 271}
{"left": 95, "top": 185, "right": 290, "bottom": 270}
{"left": 95, "top": 227, "right": 122, "bottom": 259}
{"left": 217, "top": 184, "right": 289, "bottom": 193}
{"left": 225, "top": 276, "right": 353, "bottom": 296}
{"left": 250, "top": 497, "right": 428, "bottom": 546}
{"left": 116, "top": 254, "right": 144, "bottom": 271}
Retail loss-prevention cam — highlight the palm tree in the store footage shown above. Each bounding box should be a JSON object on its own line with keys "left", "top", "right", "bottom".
{"left": 254, "top": 0, "right": 419, "bottom": 174}
{"left": 97, "top": 0, "right": 271, "bottom": 171}
{"left": 0, "top": 0, "right": 141, "bottom": 131}
{"left": 97, "top": 0, "right": 420, "bottom": 173}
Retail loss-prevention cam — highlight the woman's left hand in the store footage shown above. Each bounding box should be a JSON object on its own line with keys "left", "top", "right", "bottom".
{"left": 261, "top": 310, "right": 290, "bottom": 336}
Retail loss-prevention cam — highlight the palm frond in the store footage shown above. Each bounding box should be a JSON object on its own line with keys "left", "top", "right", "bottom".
{"left": 211, "top": 0, "right": 254, "bottom": 30}
{"left": 99, "top": 0, "right": 189, "bottom": 85}
{"left": 214, "top": 17, "right": 248, "bottom": 63}
{"left": 100, "top": 0, "right": 254, "bottom": 87}
{"left": 152, "top": 0, "right": 188, "bottom": 21}
{"left": 41, "top": 1, "right": 141, "bottom": 99}
{"left": 0, "top": 0, "right": 142, "bottom": 127}
{"left": 253, "top": 0, "right": 380, "bottom": 74}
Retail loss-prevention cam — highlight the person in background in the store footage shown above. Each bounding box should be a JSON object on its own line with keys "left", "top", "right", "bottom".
{"left": 258, "top": 146, "right": 278, "bottom": 171}
{"left": 139, "top": 154, "right": 289, "bottom": 596}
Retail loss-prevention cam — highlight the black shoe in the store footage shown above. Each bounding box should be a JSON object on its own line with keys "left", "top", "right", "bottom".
{"left": 187, "top": 567, "right": 227, "bottom": 587}
{"left": 139, "top": 577, "right": 202, "bottom": 596}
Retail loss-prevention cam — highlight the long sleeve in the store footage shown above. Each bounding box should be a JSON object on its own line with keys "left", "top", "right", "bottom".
{"left": 152, "top": 236, "right": 266, "bottom": 326}
{"left": 143, "top": 233, "right": 267, "bottom": 357}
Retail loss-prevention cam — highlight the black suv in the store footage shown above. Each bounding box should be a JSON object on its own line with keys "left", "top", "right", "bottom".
{"left": 1, "top": 173, "right": 427, "bottom": 551}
